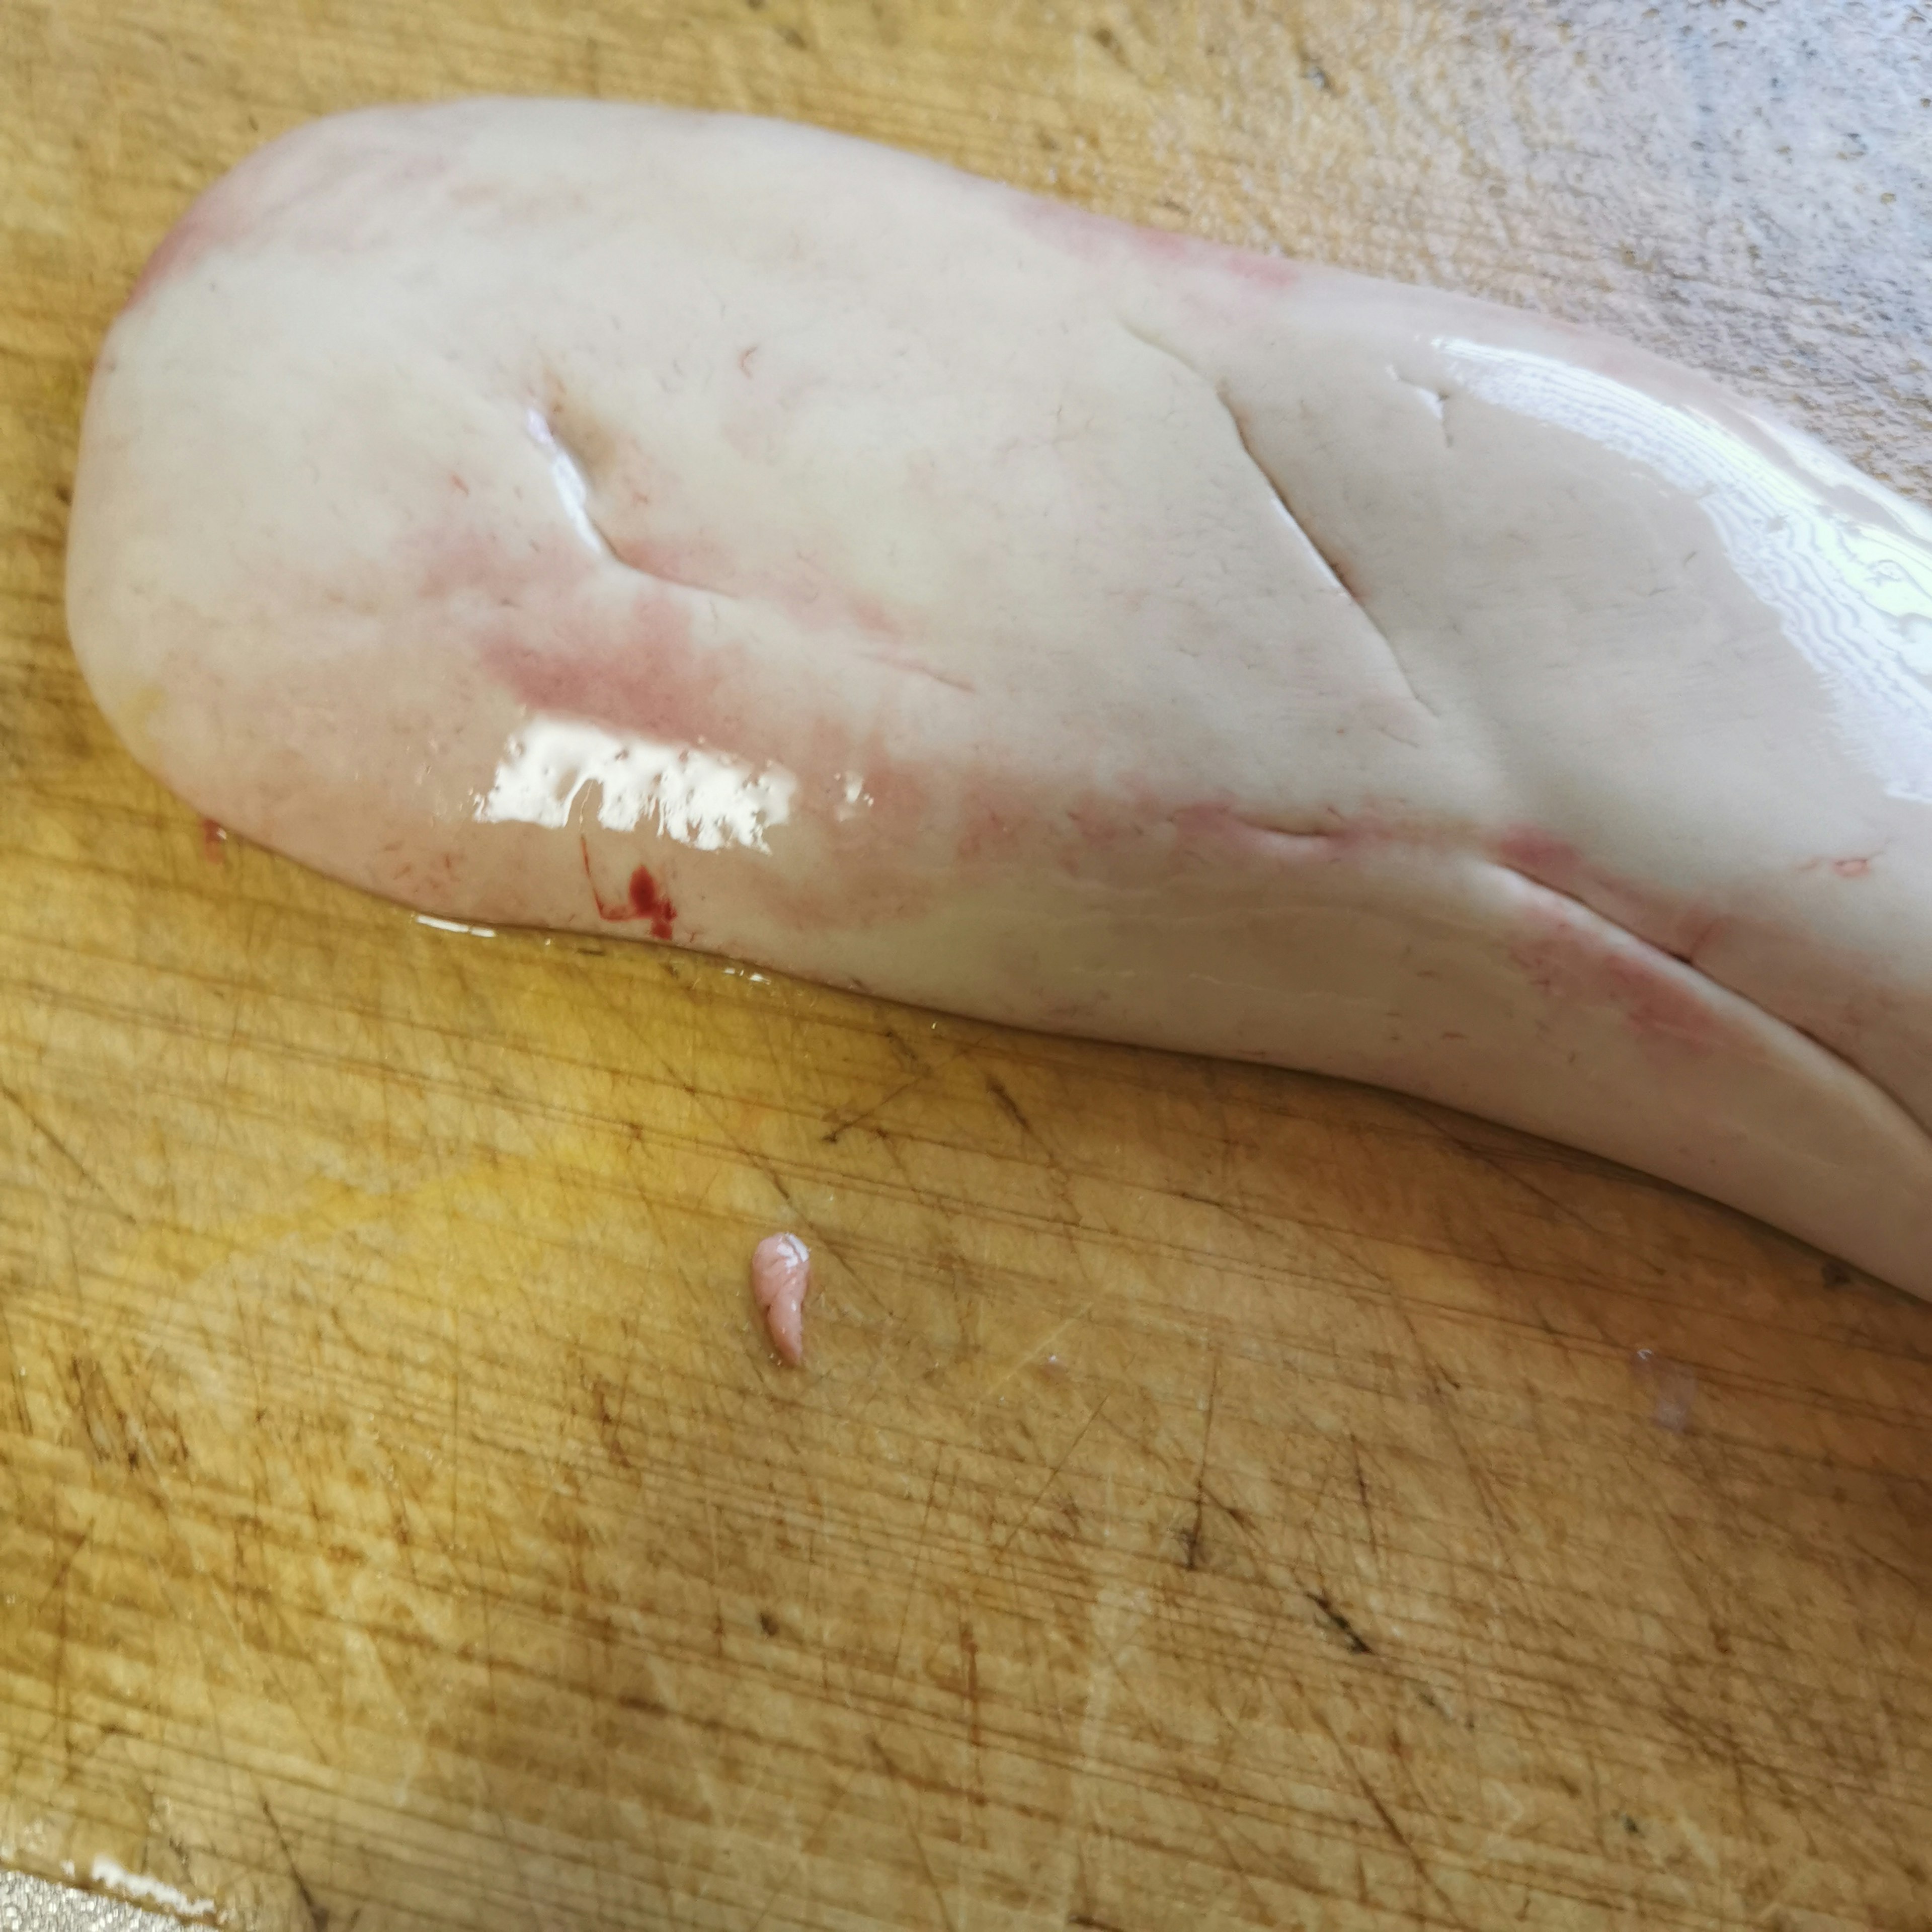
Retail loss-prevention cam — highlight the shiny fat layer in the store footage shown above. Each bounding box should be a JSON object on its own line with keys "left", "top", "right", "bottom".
{"left": 1439, "top": 337, "right": 1932, "bottom": 803}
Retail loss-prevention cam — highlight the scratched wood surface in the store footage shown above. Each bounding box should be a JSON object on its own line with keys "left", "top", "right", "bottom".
{"left": 4, "top": 4, "right": 1931, "bottom": 1929}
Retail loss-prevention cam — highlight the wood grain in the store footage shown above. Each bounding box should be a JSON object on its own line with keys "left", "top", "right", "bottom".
{"left": 4, "top": 4, "right": 1930, "bottom": 1928}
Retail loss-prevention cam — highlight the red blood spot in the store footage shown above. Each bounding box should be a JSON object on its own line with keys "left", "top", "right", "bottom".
{"left": 1510, "top": 894, "right": 1721, "bottom": 1055}
{"left": 954, "top": 796, "right": 1029, "bottom": 863}
{"left": 1833, "top": 856, "right": 1872, "bottom": 878}
{"left": 844, "top": 591, "right": 902, "bottom": 640}
{"left": 627, "top": 865, "right": 677, "bottom": 941}
{"left": 479, "top": 598, "right": 715, "bottom": 746}
{"left": 1494, "top": 825, "right": 1719, "bottom": 963}
{"left": 580, "top": 837, "right": 676, "bottom": 941}
{"left": 1494, "top": 825, "right": 1586, "bottom": 888}
{"left": 201, "top": 818, "right": 228, "bottom": 864}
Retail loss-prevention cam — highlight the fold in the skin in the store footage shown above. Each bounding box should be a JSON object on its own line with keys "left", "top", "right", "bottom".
{"left": 64, "top": 100, "right": 1932, "bottom": 1295}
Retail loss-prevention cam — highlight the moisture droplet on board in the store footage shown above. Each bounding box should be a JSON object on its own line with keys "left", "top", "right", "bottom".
{"left": 1633, "top": 1348, "right": 1698, "bottom": 1431}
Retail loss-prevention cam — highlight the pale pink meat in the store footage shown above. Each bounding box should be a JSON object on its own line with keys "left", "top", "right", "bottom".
{"left": 751, "top": 1234, "right": 812, "bottom": 1367}
{"left": 62, "top": 101, "right": 1932, "bottom": 1298}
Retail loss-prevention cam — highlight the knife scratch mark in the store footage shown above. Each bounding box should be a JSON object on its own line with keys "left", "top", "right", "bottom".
{"left": 1179, "top": 1356, "right": 1220, "bottom": 1572}
{"left": 0, "top": 1078, "right": 133, "bottom": 1220}
{"left": 744, "top": 1766, "right": 863, "bottom": 1932}
{"left": 260, "top": 1798, "right": 328, "bottom": 1932}
{"left": 887, "top": 1451, "right": 947, "bottom": 1688}
{"left": 870, "top": 1736, "right": 960, "bottom": 1932}
{"left": 821, "top": 1050, "right": 966, "bottom": 1143}
{"left": 996, "top": 1395, "right": 1110, "bottom": 1556}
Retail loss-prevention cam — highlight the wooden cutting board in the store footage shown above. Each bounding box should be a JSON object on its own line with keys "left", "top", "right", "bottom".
{"left": 4, "top": 4, "right": 1929, "bottom": 1927}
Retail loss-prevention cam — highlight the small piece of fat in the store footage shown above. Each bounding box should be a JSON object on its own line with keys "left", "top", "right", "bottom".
{"left": 751, "top": 1233, "right": 812, "bottom": 1365}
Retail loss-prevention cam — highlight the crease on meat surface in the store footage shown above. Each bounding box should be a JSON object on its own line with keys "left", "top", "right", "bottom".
{"left": 1121, "top": 319, "right": 1438, "bottom": 717}
{"left": 1487, "top": 858, "right": 1932, "bottom": 1149}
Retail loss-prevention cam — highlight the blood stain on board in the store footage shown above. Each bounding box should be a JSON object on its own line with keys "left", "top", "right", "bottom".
{"left": 580, "top": 835, "right": 676, "bottom": 941}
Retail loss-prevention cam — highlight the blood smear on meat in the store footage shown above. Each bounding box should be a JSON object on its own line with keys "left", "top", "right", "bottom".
{"left": 751, "top": 1233, "right": 812, "bottom": 1365}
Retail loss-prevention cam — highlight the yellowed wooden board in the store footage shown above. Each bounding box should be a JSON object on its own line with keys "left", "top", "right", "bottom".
{"left": 4, "top": 4, "right": 1930, "bottom": 1928}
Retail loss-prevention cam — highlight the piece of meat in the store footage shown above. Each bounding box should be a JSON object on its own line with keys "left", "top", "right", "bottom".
{"left": 64, "top": 100, "right": 1932, "bottom": 1298}
{"left": 751, "top": 1233, "right": 812, "bottom": 1366}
